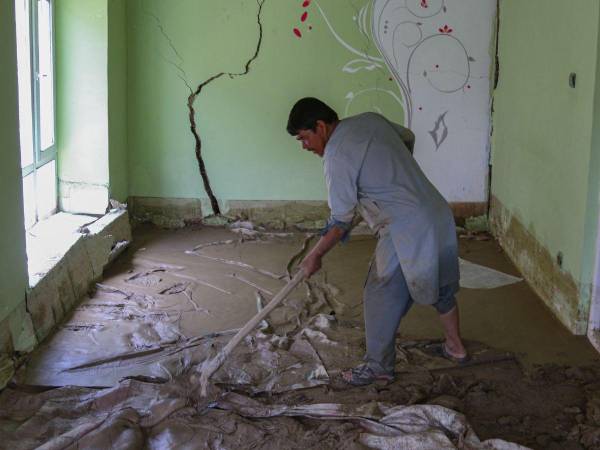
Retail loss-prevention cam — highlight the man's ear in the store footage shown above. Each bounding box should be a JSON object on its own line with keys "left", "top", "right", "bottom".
{"left": 315, "top": 120, "right": 326, "bottom": 135}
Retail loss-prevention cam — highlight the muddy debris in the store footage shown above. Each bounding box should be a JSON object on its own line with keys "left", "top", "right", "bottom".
{"left": 4, "top": 227, "right": 600, "bottom": 449}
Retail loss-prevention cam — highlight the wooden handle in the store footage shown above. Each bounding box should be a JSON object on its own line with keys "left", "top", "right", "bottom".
{"left": 199, "top": 270, "right": 305, "bottom": 396}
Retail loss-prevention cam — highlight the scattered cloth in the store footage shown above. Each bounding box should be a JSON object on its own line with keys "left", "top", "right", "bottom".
{"left": 459, "top": 258, "right": 522, "bottom": 290}
{"left": 217, "top": 392, "right": 530, "bottom": 450}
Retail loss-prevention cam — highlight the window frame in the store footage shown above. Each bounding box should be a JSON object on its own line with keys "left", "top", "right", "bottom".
{"left": 18, "top": 0, "right": 58, "bottom": 222}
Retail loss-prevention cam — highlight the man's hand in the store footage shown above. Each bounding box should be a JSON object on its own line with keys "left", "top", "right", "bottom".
{"left": 300, "top": 253, "right": 322, "bottom": 278}
{"left": 299, "top": 224, "right": 347, "bottom": 278}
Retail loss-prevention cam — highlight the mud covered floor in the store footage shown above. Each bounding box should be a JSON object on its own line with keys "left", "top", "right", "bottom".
{"left": 3, "top": 225, "right": 600, "bottom": 449}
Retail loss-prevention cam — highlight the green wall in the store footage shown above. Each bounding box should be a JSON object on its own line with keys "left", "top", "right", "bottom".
{"left": 126, "top": 0, "right": 402, "bottom": 205}
{"left": 492, "top": 0, "right": 600, "bottom": 283}
{"left": 108, "top": 0, "right": 128, "bottom": 202}
{"left": 55, "top": 0, "right": 110, "bottom": 210}
{"left": 581, "top": 10, "right": 600, "bottom": 320}
{"left": 56, "top": 0, "right": 129, "bottom": 207}
{"left": 0, "top": 0, "right": 29, "bottom": 322}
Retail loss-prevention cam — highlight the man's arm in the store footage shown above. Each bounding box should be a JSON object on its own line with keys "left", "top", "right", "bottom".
{"left": 391, "top": 123, "right": 415, "bottom": 154}
{"left": 398, "top": 126, "right": 415, "bottom": 153}
{"left": 300, "top": 226, "right": 347, "bottom": 277}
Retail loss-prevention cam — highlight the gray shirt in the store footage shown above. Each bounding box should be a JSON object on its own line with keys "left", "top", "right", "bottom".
{"left": 323, "top": 112, "right": 459, "bottom": 305}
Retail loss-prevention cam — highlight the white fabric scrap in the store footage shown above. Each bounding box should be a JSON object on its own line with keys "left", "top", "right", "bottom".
{"left": 459, "top": 258, "right": 523, "bottom": 290}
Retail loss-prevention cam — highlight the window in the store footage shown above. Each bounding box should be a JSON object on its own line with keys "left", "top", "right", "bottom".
{"left": 15, "top": 0, "right": 57, "bottom": 229}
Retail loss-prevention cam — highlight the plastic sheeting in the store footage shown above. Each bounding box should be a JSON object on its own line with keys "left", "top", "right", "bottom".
{"left": 4, "top": 230, "right": 530, "bottom": 448}
{"left": 0, "top": 378, "right": 530, "bottom": 450}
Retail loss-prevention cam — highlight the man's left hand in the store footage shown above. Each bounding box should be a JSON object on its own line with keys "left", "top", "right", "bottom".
{"left": 300, "top": 253, "right": 322, "bottom": 278}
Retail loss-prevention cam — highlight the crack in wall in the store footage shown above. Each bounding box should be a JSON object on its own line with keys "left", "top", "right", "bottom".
{"left": 187, "top": 0, "right": 266, "bottom": 216}
{"left": 142, "top": 2, "right": 193, "bottom": 92}
{"left": 142, "top": 1, "right": 265, "bottom": 215}
{"left": 493, "top": 0, "right": 500, "bottom": 90}
{"left": 488, "top": 0, "right": 501, "bottom": 214}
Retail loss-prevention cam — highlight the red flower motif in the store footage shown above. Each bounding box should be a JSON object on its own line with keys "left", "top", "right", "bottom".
{"left": 439, "top": 24, "right": 453, "bottom": 34}
{"left": 293, "top": 28, "right": 302, "bottom": 38}
{"left": 302, "top": 0, "right": 311, "bottom": 7}
{"left": 421, "top": 0, "right": 428, "bottom": 8}
{"left": 301, "top": 11, "right": 308, "bottom": 22}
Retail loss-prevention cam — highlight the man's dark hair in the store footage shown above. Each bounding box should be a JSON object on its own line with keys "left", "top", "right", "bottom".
{"left": 287, "top": 97, "right": 339, "bottom": 135}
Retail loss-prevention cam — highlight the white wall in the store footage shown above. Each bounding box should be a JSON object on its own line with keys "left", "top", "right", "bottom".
{"left": 373, "top": 0, "right": 496, "bottom": 203}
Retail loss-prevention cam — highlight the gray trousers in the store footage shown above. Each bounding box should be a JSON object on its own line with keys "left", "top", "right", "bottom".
{"left": 363, "top": 263, "right": 459, "bottom": 374}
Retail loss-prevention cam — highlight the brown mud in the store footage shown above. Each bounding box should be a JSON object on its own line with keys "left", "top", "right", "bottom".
{"left": 2, "top": 225, "right": 599, "bottom": 449}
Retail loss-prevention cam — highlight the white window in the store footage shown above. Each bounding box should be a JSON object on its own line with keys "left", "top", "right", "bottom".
{"left": 15, "top": 0, "right": 57, "bottom": 229}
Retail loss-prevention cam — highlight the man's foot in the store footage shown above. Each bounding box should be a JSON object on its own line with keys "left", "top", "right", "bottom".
{"left": 441, "top": 343, "right": 470, "bottom": 364}
{"left": 437, "top": 306, "right": 468, "bottom": 363}
{"left": 341, "top": 364, "right": 394, "bottom": 386}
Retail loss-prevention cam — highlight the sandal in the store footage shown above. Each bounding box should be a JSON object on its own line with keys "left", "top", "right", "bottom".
{"left": 441, "top": 344, "right": 470, "bottom": 364}
{"left": 341, "top": 364, "right": 394, "bottom": 386}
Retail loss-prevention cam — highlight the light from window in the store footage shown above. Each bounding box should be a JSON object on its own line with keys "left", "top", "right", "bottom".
{"left": 15, "top": 0, "right": 34, "bottom": 169}
{"left": 37, "top": 0, "right": 55, "bottom": 151}
{"left": 36, "top": 160, "right": 56, "bottom": 220}
{"left": 22, "top": 173, "right": 36, "bottom": 230}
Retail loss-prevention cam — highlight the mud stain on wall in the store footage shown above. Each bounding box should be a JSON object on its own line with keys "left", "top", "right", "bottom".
{"left": 490, "top": 196, "right": 585, "bottom": 334}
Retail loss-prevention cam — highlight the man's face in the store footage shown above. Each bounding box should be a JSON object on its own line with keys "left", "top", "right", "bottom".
{"left": 296, "top": 121, "right": 327, "bottom": 157}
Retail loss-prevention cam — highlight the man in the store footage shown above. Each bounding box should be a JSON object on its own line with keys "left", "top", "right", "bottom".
{"left": 287, "top": 97, "right": 467, "bottom": 386}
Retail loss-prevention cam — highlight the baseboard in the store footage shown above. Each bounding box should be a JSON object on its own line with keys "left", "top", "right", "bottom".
{"left": 129, "top": 197, "right": 203, "bottom": 228}
{"left": 224, "top": 200, "right": 330, "bottom": 230}
{"left": 128, "top": 197, "right": 487, "bottom": 229}
{"left": 450, "top": 202, "right": 487, "bottom": 220}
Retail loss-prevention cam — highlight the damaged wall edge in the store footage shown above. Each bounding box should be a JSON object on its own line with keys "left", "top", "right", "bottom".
{"left": 26, "top": 209, "right": 132, "bottom": 343}
{"left": 0, "top": 210, "right": 133, "bottom": 389}
{"left": 490, "top": 196, "right": 587, "bottom": 335}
